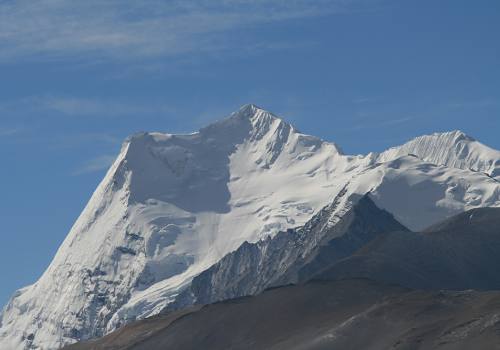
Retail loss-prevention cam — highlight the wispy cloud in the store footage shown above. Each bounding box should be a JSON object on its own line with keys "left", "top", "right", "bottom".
{"left": 0, "top": 0, "right": 358, "bottom": 63}
{"left": 352, "top": 97, "right": 377, "bottom": 104}
{"left": 0, "top": 127, "right": 20, "bottom": 136}
{"left": 39, "top": 96, "right": 174, "bottom": 117}
{"left": 379, "top": 116, "right": 414, "bottom": 126}
{"left": 445, "top": 98, "right": 500, "bottom": 110}
{"left": 0, "top": 95, "right": 174, "bottom": 118}
{"left": 73, "top": 154, "right": 117, "bottom": 175}
{"left": 49, "top": 133, "right": 123, "bottom": 151}
{"left": 343, "top": 115, "right": 414, "bottom": 131}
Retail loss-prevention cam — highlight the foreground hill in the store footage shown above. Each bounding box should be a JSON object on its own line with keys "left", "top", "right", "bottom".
{"left": 65, "top": 279, "right": 500, "bottom": 350}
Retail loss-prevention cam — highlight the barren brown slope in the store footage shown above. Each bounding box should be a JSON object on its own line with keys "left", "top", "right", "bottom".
{"left": 65, "top": 279, "right": 500, "bottom": 350}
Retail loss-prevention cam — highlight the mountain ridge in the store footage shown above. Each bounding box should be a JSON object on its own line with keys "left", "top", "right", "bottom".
{"left": 317, "top": 206, "right": 500, "bottom": 290}
{"left": 377, "top": 129, "right": 500, "bottom": 179}
{"left": 2, "top": 104, "right": 500, "bottom": 350}
{"left": 168, "top": 193, "right": 408, "bottom": 310}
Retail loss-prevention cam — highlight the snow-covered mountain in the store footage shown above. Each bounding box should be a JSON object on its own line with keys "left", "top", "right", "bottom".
{"left": 169, "top": 193, "right": 409, "bottom": 309}
{"left": 1, "top": 104, "right": 500, "bottom": 350}
{"left": 377, "top": 130, "right": 500, "bottom": 179}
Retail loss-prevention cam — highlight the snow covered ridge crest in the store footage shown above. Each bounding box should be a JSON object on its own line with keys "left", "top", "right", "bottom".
{"left": 1, "top": 104, "right": 500, "bottom": 350}
{"left": 377, "top": 129, "right": 500, "bottom": 179}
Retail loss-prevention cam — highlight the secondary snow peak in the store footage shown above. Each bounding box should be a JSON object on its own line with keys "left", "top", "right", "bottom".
{"left": 378, "top": 129, "right": 500, "bottom": 179}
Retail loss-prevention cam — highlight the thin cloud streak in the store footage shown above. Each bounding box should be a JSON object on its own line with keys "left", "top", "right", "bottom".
{"left": 73, "top": 154, "right": 117, "bottom": 175}
{"left": 0, "top": 128, "right": 20, "bottom": 137}
{"left": 344, "top": 115, "right": 415, "bottom": 131}
{"left": 0, "top": 95, "right": 175, "bottom": 118}
{"left": 40, "top": 96, "right": 174, "bottom": 117}
{"left": 0, "top": 0, "right": 357, "bottom": 63}
{"left": 380, "top": 116, "right": 414, "bottom": 126}
{"left": 49, "top": 133, "right": 123, "bottom": 151}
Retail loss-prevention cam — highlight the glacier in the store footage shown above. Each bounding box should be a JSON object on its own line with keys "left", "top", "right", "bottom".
{"left": 1, "top": 104, "right": 499, "bottom": 350}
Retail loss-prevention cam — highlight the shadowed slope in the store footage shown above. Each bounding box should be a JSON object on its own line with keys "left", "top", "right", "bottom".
{"left": 317, "top": 207, "right": 500, "bottom": 290}
{"left": 65, "top": 279, "right": 500, "bottom": 350}
{"left": 169, "top": 193, "right": 408, "bottom": 309}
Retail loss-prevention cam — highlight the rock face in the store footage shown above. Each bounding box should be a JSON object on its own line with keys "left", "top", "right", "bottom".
{"left": 2, "top": 104, "right": 500, "bottom": 350}
{"left": 172, "top": 202, "right": 500, "bottom": 311}
{"left": 170, "top": 193, "right": 408, "bottom": 309}
{"left": 64, "top": 279, "right": 500, "bottom": 350}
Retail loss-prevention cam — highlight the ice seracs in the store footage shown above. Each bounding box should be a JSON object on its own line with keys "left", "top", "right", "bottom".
{"left": 1, "top": 105, "right": 500, "bottom": 350}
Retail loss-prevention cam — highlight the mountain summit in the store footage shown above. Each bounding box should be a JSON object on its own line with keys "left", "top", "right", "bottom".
{"left": 1, "top": 105, "right": 500, "bottom": 350}
{"left": 378, "top": 129, "right": 500, "bottom": 179}
{"left": 0, "top": 105, "right": 344, "bottom": 349}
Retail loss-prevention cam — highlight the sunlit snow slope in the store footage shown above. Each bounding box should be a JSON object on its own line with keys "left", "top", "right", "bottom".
{"left": 378, "top": 130, "right": 500, "bottom": 179}
{"left": 1, "top": 105, "right": 499, "bottom": 350}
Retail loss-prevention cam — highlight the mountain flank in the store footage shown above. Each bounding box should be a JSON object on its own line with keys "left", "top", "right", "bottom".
{"left": 64, "top": 279, "right": 500, "bottom": 350}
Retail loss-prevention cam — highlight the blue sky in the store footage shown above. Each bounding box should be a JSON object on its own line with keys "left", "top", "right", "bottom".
{"left": 1, "top": 0, "right": 499, "bottom": 306}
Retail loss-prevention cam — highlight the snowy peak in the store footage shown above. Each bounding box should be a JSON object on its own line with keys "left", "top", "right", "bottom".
{"left": 110, "top": 105, "right": 292, "bottom": 205}
{"left": 424, "top": 130, "right": 476, "bottom": 146}
{"left": 124, "top": 104, "right": 287, "bottom": 148}
{"left": 448, "top": 129, "right": 475, "bottom": 141}
{"left": 200, "top": 104, "right": 284, "bottom": 138}
{"left": 378, "top": 130, "right": 500, "bottom": 179}
{"left": 2, "top": 105, "right": 500, "bottom": 350}
{"left": 228, "top": 103, "right": 282, "bottom": 126}
{"left": 0, "top": 104, "right": 351, "bottom": 349}
{"left": 230, "top": 103, "right": 273, "bottom": 123}
{"left": 116, "top": 104, "right": 343, "bottom": 204}
{"left": 212, "top": 104, "right": 294, "bottom": 154}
